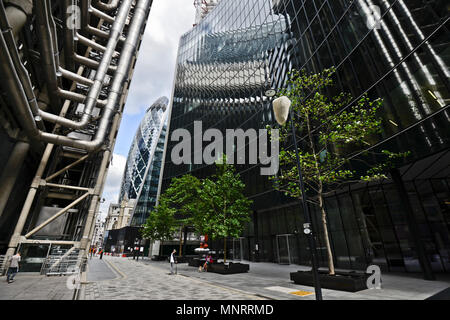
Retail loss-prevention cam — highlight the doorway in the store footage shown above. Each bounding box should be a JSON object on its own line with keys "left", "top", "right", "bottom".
{"left": 276, "top": 234, "right": 295, "bottom": 265}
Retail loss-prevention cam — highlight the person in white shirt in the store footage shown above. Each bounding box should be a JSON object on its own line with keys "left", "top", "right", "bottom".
{"left": 170, "top": 249, "right": 177, "bottom": 275}
{"left": 6, "top": 252, "right": 21, "bottom": 283}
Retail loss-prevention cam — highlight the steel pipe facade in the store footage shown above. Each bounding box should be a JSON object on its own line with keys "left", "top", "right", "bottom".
{"left": 1, "top": 0, "right": 154, "bottom": 274}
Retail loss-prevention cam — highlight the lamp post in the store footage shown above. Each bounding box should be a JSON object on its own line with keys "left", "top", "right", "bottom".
{"left": 270, "top": 93, "right": 323, "bottom": 300}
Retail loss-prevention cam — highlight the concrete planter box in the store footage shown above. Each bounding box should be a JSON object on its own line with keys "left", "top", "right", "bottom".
{"left": 188, "top": 258, "right": 205, "bottom": 267}
{"left": 290, "top": 270, "right": 370, "bottom": 292}
{"left": 209, "top": 262, "right": 250, "bottom": 274}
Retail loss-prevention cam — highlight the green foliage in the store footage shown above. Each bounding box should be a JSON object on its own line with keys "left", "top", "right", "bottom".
{"left": 141, "top": 196, "right": 177, "bottom": 241}
{"left": 141, "top": 174, "right": 201, "bottom": 241}
{"left": 272, "top": 67, "right": 409, "bottom": 200}
{"left": 194, "top": 155, "right": 253, "bottom": 242}
{"left": 164, "top": 174, "right": 202, "bottom": 227}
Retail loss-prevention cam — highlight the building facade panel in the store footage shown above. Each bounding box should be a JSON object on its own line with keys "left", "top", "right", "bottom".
{"left": 160, "top": 0, "right": 449, "bottom": 274}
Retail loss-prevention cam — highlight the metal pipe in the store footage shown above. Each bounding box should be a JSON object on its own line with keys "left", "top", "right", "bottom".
{"left": 4, "top": 5, "right": 27, "bottom": 39}
{"left": 90, "top": 6, "right": 115, "bottom": 23}
{"left": 40, "top": 0, "right": 151, "bottom": 151}
{"left": 93, "top": 0, "right": 120, "bottom": 12}
{"left": 73, "top": 53, "right": 117, "bottom": 74}
{"left": 45, "top": 0, "right": 61, "bottom": 75}
{"left": 34, "top": 0, "right": 61, "bottom": 112}
{"left": 0, "top": 141, "right": 30, "bottom": 218}
{"left": 0, "top": 31, "right": 41, "bottom": 141}
{"left": 59, "top": 67, "right": 94, "bottom": 86}
{"left": 63, "top": 0, "right": 75, "bottom": 71}
{"left": 75, "top": 32, "right": 120, "bottom": 58}
{"left": 44, "top": 183, "right": 91, "bottom": 192}
{"left": 0, "top": 1, "right": 46, "bottom": 130}
{"left": 56, "top": 87, "right": 107, "bottom": 107}
{"left": 80, "top": 0, "right": 91, "bottom": 29}
{"left": 37, "top": 0, "right": 132, "bottom": 130}
{"left": 1, "top": 0, "right": 150, "bottom": 152}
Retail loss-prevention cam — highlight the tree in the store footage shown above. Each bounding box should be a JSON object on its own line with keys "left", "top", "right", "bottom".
{"left": 164, "top": 174, "right": 202, "bottom": 256}
{"left": 195, "top": 156, "right": 253, "bottom": 263}
{"left": 272, "top": 68, "right": 409, "bottom": 275}
{"left": 141, "top": 196, "right": 178, "bottom": 246}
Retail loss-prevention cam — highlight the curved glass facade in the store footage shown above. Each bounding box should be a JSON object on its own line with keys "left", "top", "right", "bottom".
{"left": 161, "top": 0, "right": 450, "bottom": 274}
{"left": 131, "top": 123, "right": 167, "bottom": 226}
{"left": 119, "top": 97, "right": 168, "bottom": 203}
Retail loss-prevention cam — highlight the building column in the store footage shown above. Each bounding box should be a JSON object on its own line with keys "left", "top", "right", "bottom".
{"left": 390, "top": 168, "right": 435, "bottom": 280}
{"left": 0, "top": 141, "right": 29, "bottom": 218}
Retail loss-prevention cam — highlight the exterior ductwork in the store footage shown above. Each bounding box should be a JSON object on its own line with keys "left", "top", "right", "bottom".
{"left": 0, "top": 0, "right": 154, "bottom": 278}
{"left": 94, "top": 0, "right": 120, "bottom": 12}
{"left": 0, "top": 0, "right": 151, "bottom": 153}
{"left": 0, "top": 0, "right": 151, "bottom": 152}
{"left": 35, "top": 0, "right": 133, "bottom": 130}
{"left": 40, "top": 0, "right": 152, "bottom": 151}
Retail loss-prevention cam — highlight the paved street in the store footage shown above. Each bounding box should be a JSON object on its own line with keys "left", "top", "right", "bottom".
{"left": 0, "top": 273, "right": 74, "bottom": 300}
{"left": 81, "top": 256, "right": 263, "bottom": 300}
{"left": 80, "top": 256, "right": 450, "bottom": 300}
{"left": 0, "top": 256, "right": 448, "bottom": 300}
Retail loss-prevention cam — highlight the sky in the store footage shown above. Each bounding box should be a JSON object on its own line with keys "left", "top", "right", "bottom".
{"left": 99, "top": 0, "right": 196, "bottom": 219}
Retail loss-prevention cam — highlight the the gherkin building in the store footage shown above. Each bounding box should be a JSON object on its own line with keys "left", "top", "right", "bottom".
{"left": 119, "top": 97, "right": 168, "bottom": 224}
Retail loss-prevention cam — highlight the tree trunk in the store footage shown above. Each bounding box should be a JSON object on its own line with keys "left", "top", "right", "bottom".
{"left": 319, "top": 193, "right": 335, "bottom": 275}
{"left": 305, "top": 113, "right": 335, "bottom": 275}
{"left": 178, "top": 226, "right": 183, "bottom": 257}
{"left": 224, "top": 237, "right": 227, "bottom": 263}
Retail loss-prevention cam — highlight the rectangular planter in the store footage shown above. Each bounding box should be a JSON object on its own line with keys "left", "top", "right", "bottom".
{"left": 209, "top": 262, "right": 249, "bottom": 274}
{"left": 290, "top": 270, "right": 369, "bottom": 292}
{"left": 188, "top": 258, "right": 205, "bottom": 267}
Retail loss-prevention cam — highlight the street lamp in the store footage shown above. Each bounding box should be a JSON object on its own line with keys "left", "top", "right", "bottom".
{"left": 270, "top": 93, "right": 323, "bottom": 300}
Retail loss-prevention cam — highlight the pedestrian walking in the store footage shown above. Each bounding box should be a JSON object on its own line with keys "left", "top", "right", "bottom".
{"left": 169, "top": 249, "right": 177, "bottom": 275}
{"left": 6, "top": 252, "right": 21, "bottom": 284}
{"left": 99, "top": 249, "right": 104, "bottom": 260}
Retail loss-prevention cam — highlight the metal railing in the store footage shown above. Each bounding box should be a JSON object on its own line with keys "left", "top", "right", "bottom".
{"left": 40, "top": 248, "right": 85, "bottom": 276}
{"left": 0, "top": 255, "right": 6, "bottom": 276}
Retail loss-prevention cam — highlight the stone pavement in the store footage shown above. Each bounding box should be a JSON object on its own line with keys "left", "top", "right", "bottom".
{"left": 81, "top": 256, "right": 450, "bottom": 300}
{"left": 0, "top": 256, "right": 448, "bottom": 300}
{"left": 0, "top": 273, "right": 75, "bottom": 300}
{"left": 142, "top": 259, "right": 450, "bottom": 300}
{"left": 80, "top": 256, "right": 264, "bottom": 300}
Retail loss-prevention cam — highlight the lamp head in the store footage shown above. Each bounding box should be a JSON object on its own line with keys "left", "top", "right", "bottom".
{"left": 272, "top": 96, "right": 291, "bottom": 125}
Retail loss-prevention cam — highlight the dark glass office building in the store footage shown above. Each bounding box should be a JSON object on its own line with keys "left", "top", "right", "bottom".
{"left": 160, "top": 0, "right": 450, "bottom": 275}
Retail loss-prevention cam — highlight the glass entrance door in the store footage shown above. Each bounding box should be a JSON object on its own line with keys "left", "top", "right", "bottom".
{"left": 232, "top": 237, "right": 244, "bottom": 261}
{"left": 276, "top": 234, "right": 292, "bottom": 264}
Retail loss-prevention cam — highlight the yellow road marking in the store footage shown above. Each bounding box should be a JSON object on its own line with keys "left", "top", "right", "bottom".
{"left": 290, "top": 290, "right": 314, "bottom": 296}
{"left": 104, "top": 258, "right": 127, "bottom": 280}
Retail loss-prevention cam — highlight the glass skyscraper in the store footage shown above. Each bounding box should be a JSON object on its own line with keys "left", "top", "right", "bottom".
{"left": 119, "top": 97, "right": 168, "bottom": 226}
{"left": 160, "top": 0, "right": 449, "bottom": 275}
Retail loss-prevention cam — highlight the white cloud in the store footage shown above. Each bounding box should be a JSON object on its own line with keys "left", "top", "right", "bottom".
{"left": 124, "top": 0, "right": 196, "bottom": 115}
{"left": 99, "top": 1, "right": 196, "bottom": 220}
{"left": 99, "top": 153, "right": 127, "bottom": 220}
